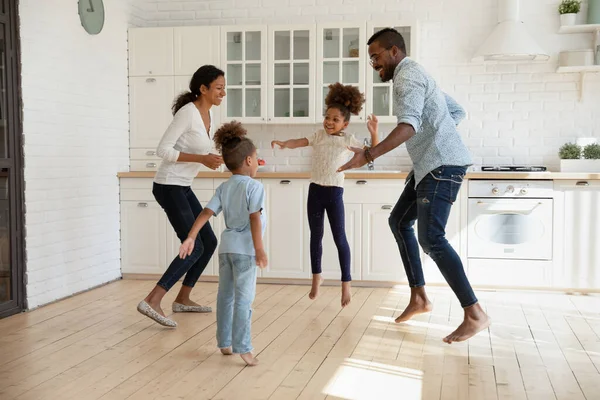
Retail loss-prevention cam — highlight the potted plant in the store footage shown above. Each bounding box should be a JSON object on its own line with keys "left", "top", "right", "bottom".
{"left": 559, "top": 142, "right": 582, "bottom": 172}
{"left": 582, "top": 143, "right": 600, "bottom": 172}
{"left": 559, "top": 141, "right": 600, "bottom": 172}
{"left": 559, "top": 0, "right": 581, "bottom": 26}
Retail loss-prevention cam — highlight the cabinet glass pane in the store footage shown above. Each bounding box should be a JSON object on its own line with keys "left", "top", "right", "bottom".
{"left": 227, "top": 64, "right": 242, "bottom": 86}
{"left": 343, "top": 28, "right": 360, "bottom": 58}
{"left": 227, "top": 32, "right": 243, "bottom": 61}
{"left": 293, "top": 88, "right": 309, "bottom": 117}
{"left": 274, "top": 64, "right": 290, "bottom": 85}
{"left": 323, "top": 61, "right": 339, "bottom": 84}
{"left": 245, "top": 31, "right": 261, "bottom": 61}
{"left": 293, "top": 63, "right": 309, "bottom": 85}
{"left": 246, "top": 64, "right": 261, "bottom": 85}
{"left": 274, "top": 31, "right": 290, "bottom": 60}
{"left": 293, "top": 30, "right": 310, "bottom": 60}
{"left": 228, "top": 89, "right": 242, "bottom": 118}
{"left": 323, "top": 28, "right": 340, "bottom": 58}
{"left": 274, "top": 89, "right": 290, "bottom": 117}
{"left": 0, "top": 25, "right": 7, "bottom": 158}
{"left": 322, "top": 86, "right": 328, "bottom": 116}
{"left": 373, "top": 87, "right": 390, "bottom": 116}
{"left": 245, "top": 89, "right": 261, "bottom": 117}
{"left": 342, "top": 61, "right": 359, "bottom": 84}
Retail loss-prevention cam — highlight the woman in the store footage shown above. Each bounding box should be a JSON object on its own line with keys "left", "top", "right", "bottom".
{"left": 137, "top": 65, "right": 226, "bottom": 328}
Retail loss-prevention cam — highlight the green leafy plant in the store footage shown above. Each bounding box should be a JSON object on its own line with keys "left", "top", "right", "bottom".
{"left": 559, "top": 0, "right": 581, "bottom": 14}
{"left": 583, "top": 143, "right": 600, "bottom": 159}
{"left": 559, "top": 142, "right": 582, "bottom": 159}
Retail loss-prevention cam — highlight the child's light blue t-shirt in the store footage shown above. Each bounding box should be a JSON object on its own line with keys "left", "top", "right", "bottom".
{"left": 205, "top": 174, "right": 266, "bottom": 256}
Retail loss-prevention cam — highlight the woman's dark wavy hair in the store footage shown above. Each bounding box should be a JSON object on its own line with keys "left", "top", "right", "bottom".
{"left": 172, "top": 65, "right": 224, "bottom": 115}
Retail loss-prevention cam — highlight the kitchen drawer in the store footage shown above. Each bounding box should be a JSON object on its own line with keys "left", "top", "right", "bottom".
{"left": 131, "top": 160, "right": 160, "bottom": 171}
{"left": 554, "top": 179, "right": 600, "bottom": 190}
{"left": 130, "top": 148, "right": 161, "bottom": 160}
{"left": 344, "top": 179, "right": 403, "bottom": 204}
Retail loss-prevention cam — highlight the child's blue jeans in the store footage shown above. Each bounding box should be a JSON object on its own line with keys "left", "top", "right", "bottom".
{"left": 216, "top": 253, "right": 257, "bottom": 354}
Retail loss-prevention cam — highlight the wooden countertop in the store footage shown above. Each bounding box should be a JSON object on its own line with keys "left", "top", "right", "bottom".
{"left": 118, "top": 171, "right": 600, "bottom": 180}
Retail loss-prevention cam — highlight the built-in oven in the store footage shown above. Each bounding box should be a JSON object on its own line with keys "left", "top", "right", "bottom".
{"left": 467, "top": 180, "right": 554, "bottom": 260}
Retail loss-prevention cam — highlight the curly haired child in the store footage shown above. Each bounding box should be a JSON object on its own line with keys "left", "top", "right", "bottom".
{"left": 272, "top": 83, "right": 378, "bottom": 307}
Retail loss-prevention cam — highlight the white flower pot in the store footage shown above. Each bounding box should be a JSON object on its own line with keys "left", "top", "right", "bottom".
{"left": 560, "top": 13, "right": 577, "bottom": 26}
{"left": 560, "top": 159, "right": 600, "bottom": 172}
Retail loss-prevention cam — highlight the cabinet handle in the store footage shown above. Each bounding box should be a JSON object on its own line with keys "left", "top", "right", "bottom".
{"left": 146, "top": 78, "right": 156, "bottom": 83}
{"left": 145, "top": 151, "right": 157, "bottom": 156}
{"left": 381, "top": 205, "right": 393, "bottom": 210}
{"left": 280, "top": 180, "right": 291, "bottom": 185}
{"left": 356, "top": 180, "right": 367, "bottom": 185}
{"left": 137, "top": 202, "right": 148, "bottom": 208}
{"left": 576, "top": 181, "right": 589, "bottom": 186}
{"left": 146, "top": 163, "right": 157, "bottom": 168}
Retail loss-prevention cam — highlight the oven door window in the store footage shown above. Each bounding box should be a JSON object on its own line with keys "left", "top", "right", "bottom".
{"left": 467, "top": 199, "right": 553, "bottom": 260}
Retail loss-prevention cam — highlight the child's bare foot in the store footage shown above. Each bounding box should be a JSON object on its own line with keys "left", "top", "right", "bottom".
{"left": 443, "top": 303, "right": 490, "bottom": 344}
{"left": 394, "top": 287, "right": 432, "bottom": 323}
{"left": 341, "top": 281, "right": 352, "bottom": 307}
{"left": 309, "top": 274, "right": 323, "bottom": 300}
{"left": 220, "top": 347, "right": 233, "bottom": 355}
{"left": 240, "top": 352, "right": 259, "bottom": 366}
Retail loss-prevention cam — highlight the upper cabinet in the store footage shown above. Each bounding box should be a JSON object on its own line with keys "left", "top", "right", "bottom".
{"left": 366, "top": 22, "right": 419, "bottom": 124}
{"left": 316, "top": 23, "right": 367, "bottom": 122}
{"left": 220, "top": 26, "right": 268, "bottom": 124}
{"left": 268, "top": 25, "right": 316, "bottom": 124}
{"left": 128, "top": 28, "right": 174, "bottom": 76}
{"left": 174, "top": 26, "right": 221, "bottom": 76}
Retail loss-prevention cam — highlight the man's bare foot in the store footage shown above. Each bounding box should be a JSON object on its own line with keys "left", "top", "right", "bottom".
{"left": 394, "top": 287, "right": 432, "bottom": 323}
{"left": 443, "top": 303, "right": 490, "bottom": 344}
{"left": 309, "top": 274, "right": 324, "bottom": 300}
{"left": 240, "top": 352, "right": 259, "bottom": 366}
{"left": 220, "top": 347, "right": 233, "bottom": 355}
{"left": 341, "top": 281, "right": 352, "bottom": 307}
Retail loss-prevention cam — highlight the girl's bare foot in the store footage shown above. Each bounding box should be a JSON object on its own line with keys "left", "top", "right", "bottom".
{"left": 341, "top": 281, "right": 352, "bottom": 307}
{"left": 220, "top": 347, "right": 233, "bottom": 355}
{"left": 309, "top": 274, "right": 324, "bottom": 300}
{"left": 395, "top": 287, "right": 432, "bottom": 323}
{"left": 240, "top": 352, "right": 259, "bottom": 366}
{"left": 443, "top": 303, "right": 490, "bottom": 344}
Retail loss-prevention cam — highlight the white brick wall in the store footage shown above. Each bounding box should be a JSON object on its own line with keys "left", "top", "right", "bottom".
{"left": 134, "top": 0, "right": 599, "bottom": 171}
{"left": 20, "top": 0, "right": 132, "bottom": 308}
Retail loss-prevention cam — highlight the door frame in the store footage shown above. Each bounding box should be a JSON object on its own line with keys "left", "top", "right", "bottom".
{"left": 0, "top": 0, "right": 25, "bottom": 319}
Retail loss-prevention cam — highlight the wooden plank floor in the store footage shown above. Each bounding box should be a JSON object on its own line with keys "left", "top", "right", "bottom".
{"left": 1, "top": 280, "right": 600, "bottom": 400}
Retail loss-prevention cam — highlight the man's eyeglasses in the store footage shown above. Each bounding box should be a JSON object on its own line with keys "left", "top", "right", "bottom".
{"left": 369, "top": 48, "right": 391, "bottom": 67}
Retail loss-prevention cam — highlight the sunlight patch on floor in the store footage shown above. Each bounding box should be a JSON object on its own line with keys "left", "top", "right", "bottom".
{"left": 321, "top": 358, "right": 423, "bottom": 399}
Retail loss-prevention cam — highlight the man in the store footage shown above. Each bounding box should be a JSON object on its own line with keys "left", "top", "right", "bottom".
{"left": 338, "top": 28, "right": 490, "bottom": 343}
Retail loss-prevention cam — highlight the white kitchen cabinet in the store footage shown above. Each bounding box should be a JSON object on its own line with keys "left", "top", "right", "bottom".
{"left": 262, "top": 179, "right": 310, "bottom": 279}
{"left": 129, "top": 76, "right": 174, "bottom": 149}
{"left": 316, "top": 22, "right": 367, "bottom": 122}
{"left": 361, "top": 203, "right": 406, "bottom": 282}
{"left": 267, "top": 25, "right": 316, "bottom": 124}
{"left": 365, "top": 22, "right": 419, "bottom": 124}
{"left": 128, "top": 28, "right": 174, "bottom": 76}
{"left": 174, "top": 26, "right": 221, "bottom": 76}
{"left": 121, "top": 201, "right": 167, "bottom": 275}
{"left": 554, "top": 180, "right": 600, "bottom": 289}
{"left": 319, "top": 203, "right": 362, "bottom": 281}
{"left": 220, "top": 26, "right": 268, "bottom": 123}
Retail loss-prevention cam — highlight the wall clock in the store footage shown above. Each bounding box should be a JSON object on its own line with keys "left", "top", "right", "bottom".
{"left": 78, "top": 0, "right": 105, "bottom": 35}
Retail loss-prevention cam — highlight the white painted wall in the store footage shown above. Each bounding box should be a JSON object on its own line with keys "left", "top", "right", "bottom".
{"left": 133, "top": 0, "right": 600, "bottom": 171}
{"left": 19, "top": 0, "right": 136, "bottom": 308}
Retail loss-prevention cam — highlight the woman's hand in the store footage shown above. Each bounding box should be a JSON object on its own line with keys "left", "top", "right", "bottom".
{"left": 367, "top": 114, "right": 378, "bottom": 137}
{"left": 179, "top": 238, "right": 195, "bottom": 259}
{"left": 201, "top": 153, "right": 223, "bottom": 170}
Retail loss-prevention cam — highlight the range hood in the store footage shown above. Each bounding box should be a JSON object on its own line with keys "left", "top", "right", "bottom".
{"left": 472, "top": 0, "right": 549, "bottom": 62}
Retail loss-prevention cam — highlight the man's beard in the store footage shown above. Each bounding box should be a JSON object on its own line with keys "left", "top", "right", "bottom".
{"left": 380, "top": 66, "right": 394, "bottom": 83}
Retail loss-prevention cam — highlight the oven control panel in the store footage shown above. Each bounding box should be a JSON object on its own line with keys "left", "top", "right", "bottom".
{"left": 468, "top": 180, "right": 554, "bottom": 198}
